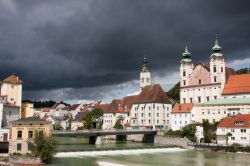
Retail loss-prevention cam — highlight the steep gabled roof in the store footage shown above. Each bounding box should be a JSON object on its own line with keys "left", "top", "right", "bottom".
{"left": 62, "top": 104, "right": 80, "bottom": 111}
{"left": 222, "top": 74, "right": 250, "bottom": 95}
{"left": 171, "top": 103, "right": 194, "bottom": 113}
{"left": 134, "top": 84, "right": 171, "bottom": 104}
{"left": 218, "top": 114, "right": 250, "bottom": 128}
{"left": 2, "top": 74, "right": 23, "bottom": 84}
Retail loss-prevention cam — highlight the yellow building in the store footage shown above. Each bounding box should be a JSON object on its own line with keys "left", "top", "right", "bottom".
{"left": 0, "top": 74, "right": 23, "bottom": 108}
{"left": 21, "top": 103, "right": 34, "bottom": 119}
{"left": 9, "top": 117, "right": 51, "bottom": 154}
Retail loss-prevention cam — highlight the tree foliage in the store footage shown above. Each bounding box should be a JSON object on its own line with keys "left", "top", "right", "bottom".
{"left": 166, "top": 82, "right": 180, "bottom": 102}
{"left": 66, "top": 113, "right": 73, "bottom": 130}
{"left": 83, "top": 108, "right": 103, "bottom": 129}
{"left": 113, "top": 117, "right": 123, "bottom": 129}
{"left": 22, "top": 100, "right": 70, "bottom": 108}
{"left": 202, "top": 120, "right": 218, "bottom": 143}
{"left": 236, "top": 68, "right": 250, "bottom": 74}
{"left": 30, "top": 131, "right": 57, "bottom": 163}
{"left": 165, "top": 124, "right": 197, "bottom": 142}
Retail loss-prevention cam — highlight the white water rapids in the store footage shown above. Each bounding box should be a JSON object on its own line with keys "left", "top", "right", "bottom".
{"left": 55, "top": 147, "right": 187, "bottom": 158}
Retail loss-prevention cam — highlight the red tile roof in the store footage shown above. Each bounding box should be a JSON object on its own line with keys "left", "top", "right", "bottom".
{"left": 222, "top": 74, "right": 250, "bottom": 95}
{"left": 2, "top": 74, "right": 23, "bottom": 84}
{"left": 171, "top": 103, "right": 194, "bottom": 113}
{"left": 218, "top": 114, "right": 250, "bottom": 128}
{"left": 41, "top": 107, "right": 50, "bottom": 112}
{"left": 134, "top": 84, "right": 171, "bottom": 104}
{"left": 4, "top": 102, "right": 20, "bottom": 108}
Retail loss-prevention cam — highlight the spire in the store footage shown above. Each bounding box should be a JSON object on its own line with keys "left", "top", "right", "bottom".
{"left": 141, "top": 56, "right": 149, "bottom": 72}
{"left": 212, "top": 34, "right": 222, "bottom": 53}
{"left": 182, "top": 46, "right": 191, "bottom": 59}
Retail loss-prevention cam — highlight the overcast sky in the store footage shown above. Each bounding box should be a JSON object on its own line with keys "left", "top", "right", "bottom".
{"left": 0, "top": 0, "right": 249, "bottom": 103}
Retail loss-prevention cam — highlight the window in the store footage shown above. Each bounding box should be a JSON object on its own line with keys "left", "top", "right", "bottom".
{"left": 231, "top": 129, "right": 234, "bottom": 133}
{"left": 213, "top": 66, "right": 217, "bottom": 72}
{"left": 214, "top": 76, "right": 217, "bottom": 83}
{"left": 28, "top": 143, "right": 33, "bottom": 151}
{"left": 17, "top": 143, "right": 22, "bottom": 151}
{"left": 199, "top": 79, "right": 201, "bottom": 85}
{"left": 28, "top": 131, "right": 33, "bottom": 138}
{"left": 157, "top": 113, "right": 159, "bottom": 117}
{"left": 185, "top": 121, "right": 187, "bottom": 124}
{"left": 231, "top": 137, "right": 235, "bottom": 140}
{"left": 183, "top": 70, "right": 186, "bottom": 77}
{"left": 241, "top": 129, "right": 246, "bottom": 133}
{"left": 206, "top": 96, "right": 209, "bottom": 102}
{"left": 11, "top": 84, "right": 15, "bottom": 88}
{"left": 141, "top": 120, "right": 143, "bottom": 124}
{"left": 221, "top": 67, "right": 223, "bottom": 72}
{"left": 214, "top": 96, "right": 217, "bottom": 99}
{"left": 183, "top": 80, "right": 186, "bottom": 86}
{"left": 183, "top": 98, "right": 186, "bottom": 103}
{"left": 149, "top": 120, "right": 151, "bottom": 124}
{"left": 157, "top": 106, "right": 159, "bottom": 110}
{"left": 142, "top": 78, "right": 144, "bottom": 83}
{"left": 157, "top": 120, "right": 159, "bottom": 124}
{"left": 198, "top": 96, "right": 201, "bottom": 103}
{"left": 146, "top": 78, "right": 149, "bottom": 83}
{"left": 148, "top": 113, "right": 151, "bottom": 117}
{"left": 39, "top": 130, "right": 43, "bottom": 136}
{"left": 17, "top": 131, "right": 22, "bottom": 139}
{"left": 180, "top": 121, "right": 182, "bottom": 124}
{"left": 167, "top": 113, "right": 169, "bottom": 117}
{"left": 141, "top": 113, "right": 143, "bottom": 117}
{"left": 190, "top": 98, "right": 193, "bottom": 103}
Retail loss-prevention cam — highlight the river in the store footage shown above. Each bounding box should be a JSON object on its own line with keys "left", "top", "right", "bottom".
{"left": 49, "top": 137, "right": 250, "bottom": 166}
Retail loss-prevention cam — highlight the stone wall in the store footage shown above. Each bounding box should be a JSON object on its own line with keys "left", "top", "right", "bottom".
{"left": 154, "top": 136, "right": 192, "bottom": 148}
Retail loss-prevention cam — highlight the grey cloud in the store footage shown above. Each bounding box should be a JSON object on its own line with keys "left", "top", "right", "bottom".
{"left": 0, "top": 0, "right": 249, "bottom": 101}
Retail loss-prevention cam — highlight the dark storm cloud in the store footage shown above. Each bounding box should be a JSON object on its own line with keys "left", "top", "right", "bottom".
{"left": 0, "top": 0, "right": 249, "bottom": 100}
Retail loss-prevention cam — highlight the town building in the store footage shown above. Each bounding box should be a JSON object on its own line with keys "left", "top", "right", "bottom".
{"left": 0, "top": 74, "right": 23, "bottom": 108}
{"left": 129, "top": 84, "right": 172, "bottom": 130}
{"left": 222, "top": 74, "right": 250, "bottom": 98}
{"left": 180, "top": 39, "right": 235, "bottom": 104}
{"left": 71, "top": 112, "right": 87, "bottom": 130}
{"left": 216, "top": 114, "right": 250, "bottom": 146}
{"left": 100, "top": 95, "right": 137, "bottom": 130}
{"left": 171, "top": 103, "right": 194, "bottom": 131}
{"left": 62, "top": 104, "right": 83, "bottom": 118}
{"left": 21, "top": 102, "right": 34, "bottom": 118}
{"left": 1, "top": 103, "right": 20, "bottom": 127}
{"left": 9, "top": 117, "right": 51, "bottom": 154}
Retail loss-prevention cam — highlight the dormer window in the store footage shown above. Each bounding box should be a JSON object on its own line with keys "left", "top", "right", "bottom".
{"left": 235, "top": 121, "right": 244, "bottom": 125}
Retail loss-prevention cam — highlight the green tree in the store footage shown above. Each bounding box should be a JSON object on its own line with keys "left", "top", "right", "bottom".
{"left": 202, "top": 120, "right": 218, "bottom": 143}
{"left": 30, "top": 131, "right": 57, "bottom": 163}
{"left": 113, "top": 117, "right": 123, "bottom": 129}
{"left": 166, "top": 82, "right": 180, "bottom": 102}
{"left": 181, "top": 124, "right": 197, "bottom": 142}
{"left": 236, "top": 68, "right": 250, "bottom": 74}
{"left": 83, "top": 108, "right": 103, "bottom": 129}
{"left": 53, "top": 122, "right": 62, "bottom": 130}
{"left": 66, "top": 114, "right": 73, "bottom": 130}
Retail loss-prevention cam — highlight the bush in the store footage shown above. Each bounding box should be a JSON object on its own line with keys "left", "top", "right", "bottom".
{"left": 226, "top": 145, "right": 238, "bottom": 153}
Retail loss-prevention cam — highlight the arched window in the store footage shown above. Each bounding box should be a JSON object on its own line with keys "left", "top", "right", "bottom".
{"left": 183, "top": 70, "right": 186, "bottom": 77}
{"left": 213, "top": 65, "right": 217, "bottom": 73}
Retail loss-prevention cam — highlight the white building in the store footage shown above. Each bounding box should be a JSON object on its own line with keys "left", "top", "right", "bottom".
{"left": 180, "top": 39, "right": 235, "bottom": 104}
{"left": 216, "top": 114, "right": 250, "bottom": 146}
{"left": 171, "top": 103, "right": 194, "bottom": 131}
{"left": 129, "top": 84, "right": 172, "bottom": 130}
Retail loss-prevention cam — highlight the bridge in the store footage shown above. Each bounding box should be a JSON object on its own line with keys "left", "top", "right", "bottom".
{"left": 52, "top": 130, "right": 157, "bottom": 145}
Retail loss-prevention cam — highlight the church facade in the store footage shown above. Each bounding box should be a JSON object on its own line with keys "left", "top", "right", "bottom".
{"left": 180, "top": 38, "right": 235, "bottom": 104}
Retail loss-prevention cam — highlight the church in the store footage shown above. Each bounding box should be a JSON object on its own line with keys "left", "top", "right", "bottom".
{"left": 179, "top": 38, "right": 235, "bottom": 104}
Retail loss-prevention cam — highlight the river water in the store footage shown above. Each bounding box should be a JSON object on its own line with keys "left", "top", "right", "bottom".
{"left": 49, "top": 137, "right": 250, "bottom": 166}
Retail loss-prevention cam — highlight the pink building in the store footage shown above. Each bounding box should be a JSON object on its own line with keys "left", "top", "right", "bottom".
{"left": 180, "top": 38, "right": 235, "bottom": 104}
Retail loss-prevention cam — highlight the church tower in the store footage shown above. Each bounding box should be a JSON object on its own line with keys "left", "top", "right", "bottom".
{"left": 209, "top": 36, "right": 226, "bottom": 90}
{"left": 140, "top": 57, "right": 151, "bottom": 90}
{"left": 180, "top": 46, "right": 193, "bottom": 88}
